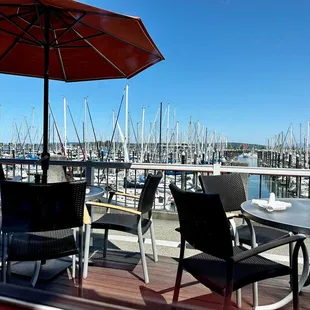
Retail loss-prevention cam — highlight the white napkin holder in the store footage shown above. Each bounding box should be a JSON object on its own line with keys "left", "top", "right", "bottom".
{"left": 252, "top": 192, "right": 291, "bottom": 212}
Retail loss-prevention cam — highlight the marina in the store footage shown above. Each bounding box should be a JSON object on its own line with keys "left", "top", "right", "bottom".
{"left": 0, "top": 1, "right": 308, "bottom": 309}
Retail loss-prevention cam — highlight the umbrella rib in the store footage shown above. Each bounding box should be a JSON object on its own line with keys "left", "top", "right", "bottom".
{"left": 72, "top": 27, "right": 127, "bottom": 77}
{"left": 127, "top": 57, "right": 163, "bottom": 79}
{"left": 18, "top": 40, "right": 41, "bottom": 47}
{"left": 0, "top": 13, "right": 42, "bottom": 63}
{"left": 58, "top": 10, "right": 161, "bottom": 58}
{"left": 76, "top": 18, "right": 161, "bottom": 58}
{"left": 0, "top": 27, "right": 40, "bottom": 45}
{"left": 0, "top": 10, "right": 35, "bottom": 22}
{"left": 0, "top": 11, "right": 42, "bottom": 45}
{"left": 0, "top": 4, "right": 33, "bottom": 7}
{"left": 53, "top": 45, "right": 89, "bottom": 48}
{"left": 50, "top": 20, "right": 67, "bottom": 81}
{"left": 48, "top": 6, "right": 132, "bottom": 20}
{"left": 52, "top": 12, "right": 126, "bottom": 77}
{"left": 49, "top": 11, "right": 86, "bottom": 46}
{"left": 52, "top": 32, "right": 105, "bottom": 48}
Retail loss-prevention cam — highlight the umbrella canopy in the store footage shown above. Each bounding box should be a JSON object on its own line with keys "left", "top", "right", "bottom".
{"left": 0, "top": 0, "right": 164, "bottom": 181}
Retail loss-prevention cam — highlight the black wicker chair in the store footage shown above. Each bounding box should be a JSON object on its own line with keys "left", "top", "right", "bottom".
{"left": 170, "top": 182, "right": 305, "bottom": 310}
{"left": 199, "top": 173, "right": 291, "bottom": 307}
{"left": 84, "top": 171, "right": 162, "bottom": 284}
{"left": 199, "top": 173, "right": 290, "bottom": 246}
{"left": 0, "top": 181, "right": 86, "bottom": 295}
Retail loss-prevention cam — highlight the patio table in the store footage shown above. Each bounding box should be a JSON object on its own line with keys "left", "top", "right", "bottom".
{"left": 241, "top": 198, "right": 310, "bottom": 310}
{"left": 8, "top": 185, "right": 104, "bottom": 281}
{"left": 83, "top": 185, "right": 105, "bottom": 224}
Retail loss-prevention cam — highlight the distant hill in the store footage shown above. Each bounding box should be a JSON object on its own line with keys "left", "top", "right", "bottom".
{"left": 227, "top": 142, "right": 265, "bottom": 150}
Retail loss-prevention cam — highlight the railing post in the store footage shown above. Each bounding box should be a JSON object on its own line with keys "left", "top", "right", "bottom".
{"left": 213, "top": 163, "right": 221, "bottom": 175}
{"left": 181, "top": 151, "right": 186, "bottom": 190}
{"left": 85, "top": 160, "right": 94, "bottom": 185}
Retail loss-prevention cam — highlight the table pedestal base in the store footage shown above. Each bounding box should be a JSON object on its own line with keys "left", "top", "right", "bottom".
{"left": 255, "top": 242, "right": 309, "bottom": 310}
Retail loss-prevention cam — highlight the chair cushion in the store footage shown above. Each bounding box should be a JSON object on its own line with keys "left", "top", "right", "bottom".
{"left": 235, "top": 224, "right": 289, "bottom": 245}
{"left": 8, "top": 229, "right": 78, "bottom": 261}
{"left": 182, "top": 246, "right": 291, "bottom": 294}
{"left": 91, "top": 213, "right": 151, "bottom": 235}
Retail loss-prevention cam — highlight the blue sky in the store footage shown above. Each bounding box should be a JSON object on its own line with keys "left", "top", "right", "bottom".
{"left": 1, "top": 0, "right": 310, "bottom": 145}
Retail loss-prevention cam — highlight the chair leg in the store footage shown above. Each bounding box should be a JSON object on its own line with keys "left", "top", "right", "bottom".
{"left": 83, "top": 224, "right": 91, "bottom": 279}
{"left": 90, "top": 206, "right": 94, "bottom": 247}
{"left": 1, "top": 233, "right": 7, "bottom": 283}
{"left": 292, "top": 269, "right": 299, "bottom": 310}
{"left": 292, "top": 240, "right": 302, "bottom": 310}
{"left": 137, "top": 222, "right": 149, "bottom": 284}
{"left": 6, "top": 261, "right": 11, "bottom": 283}
{"left": 224, "top": 265, "right": 233, "bottom": 310}
{"left": 103, "top": 229, "right": 109, "bottom": 259}
{"left": 252, "top": 282, "right": 258, "bottom": 308}
{"left": 31, "top": 261, "right": 41, "bottom": 287}
{"left": 72, "top": 228, "right": 76, "bottom": 279}
{"left": 172, "top": 262, "right": 183, "bottom": 304}
{"left": 78, "top": 226, "right": 83, "bottom": 297}
{"left": 150, "top": 222, "right": 158, "bottom": 262}
{"left": 223, "top": 287, "right": 233, "bottom": 310}
{"left": 236, "top": 289, "right": 241, "bottom": 308}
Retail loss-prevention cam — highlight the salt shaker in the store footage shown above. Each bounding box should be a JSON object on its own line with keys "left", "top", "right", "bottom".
{"left": 268, "top": 192, "right": 275, "bottom": 204}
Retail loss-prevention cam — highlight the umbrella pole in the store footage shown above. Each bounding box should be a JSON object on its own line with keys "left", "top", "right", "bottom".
{"left": 41, "top": 8, "right": 51, "bottom": 184}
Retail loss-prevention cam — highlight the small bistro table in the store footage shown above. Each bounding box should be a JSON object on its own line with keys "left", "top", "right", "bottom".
{"left": 85, "top": 185, "right": 105, "bottom": 202}
{"left": 241, "top": 198, "right": 310, "bottom": 310}
{"left": 83, "top": 185, "right": 105, "bottom": 224}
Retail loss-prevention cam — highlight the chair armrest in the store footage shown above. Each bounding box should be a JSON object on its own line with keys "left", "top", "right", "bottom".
{"left": 226, "top": 212, "right": 240, "bottom": 219}
{"left": 85, "top": 201, "right": 141, "bottom": 215}
{"left": 176, "top": 214, "right": 238, "bottom": 233}
{"left": 111, "top": 191, "right": 140, "bottom": 199}
{"left": 231, "top": 234, "right": 306, "bottom": 263}
{"left": 83, "top": 205, "right": 91, "bottom": 224}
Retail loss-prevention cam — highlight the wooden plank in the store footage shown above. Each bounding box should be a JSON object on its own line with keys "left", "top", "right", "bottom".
{"left": 8, "top": 252, "right": 310, "bottom": 310}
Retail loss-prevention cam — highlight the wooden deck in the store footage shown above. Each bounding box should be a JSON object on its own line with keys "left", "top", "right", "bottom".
{"left": 9, "top": 250, "right": 310, "bottom": 309}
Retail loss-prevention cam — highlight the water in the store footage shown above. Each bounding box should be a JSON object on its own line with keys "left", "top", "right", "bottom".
{"left": 237, "top": 156, "right": 271, "bottom": 199}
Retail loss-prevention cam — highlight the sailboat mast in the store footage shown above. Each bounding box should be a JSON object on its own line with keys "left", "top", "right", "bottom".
{"left": 83, "top": 97, "right": 87, "bottom": 155}
{"left": 86, "top": 98, "right": 99, "bottom": 156}
{"left": 159, "top": 102, "right": 162, "bottom": 163}
{"left": 31, "top": 107, "right": 35, "bottom": 155}
{"left": 112, "top": 110, "right": 116, "bottom": 161}
{"left": 67, "top": 104, "right": 86, "bottom": 161}
{"left": 176, "top": 121, "right": 179, "bottom": 163}
{"left": 125, "top": 84, "right": 129, "bottom": 158}
{"left": 63, "top": 97, "right": 67, "bottom": 156}
{"left": 141, "top": 107, "right": 145, "bottom": 162}
{"left": 49, "top": 103, "right": 66, "bottom": 155}
{"left": 306, "top": 121, "right": 310, "bottom": 169}
{"left": 166, "top": 103, "right": 169, "bottom": 163}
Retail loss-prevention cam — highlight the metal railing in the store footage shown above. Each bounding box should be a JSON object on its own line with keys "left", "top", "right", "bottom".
{"left": 0, "top": 158, "right": 310, "bottom": 212}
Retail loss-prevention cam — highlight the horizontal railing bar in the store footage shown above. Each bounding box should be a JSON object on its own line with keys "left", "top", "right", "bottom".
{"left": 130, "top": 163, "right": 310, "bottom": 177}
{"left": 0, "top": 158, "right": 38, "bottom": 165}
{"left": 130, "top": 163, "right": 214, "bottom": 172}
{"left": 0, "top": 158, "right": 131, "bottom": 169}
{"left": 219, "top": 166, "right": 310, "bottom": 177}
{"left": 0, "top": 158, "right": 310, "bottom": 178}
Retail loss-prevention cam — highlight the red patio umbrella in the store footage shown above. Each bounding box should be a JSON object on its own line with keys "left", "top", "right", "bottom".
{"left": 0, "top": 0, "right": 164, "bottom": 182}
